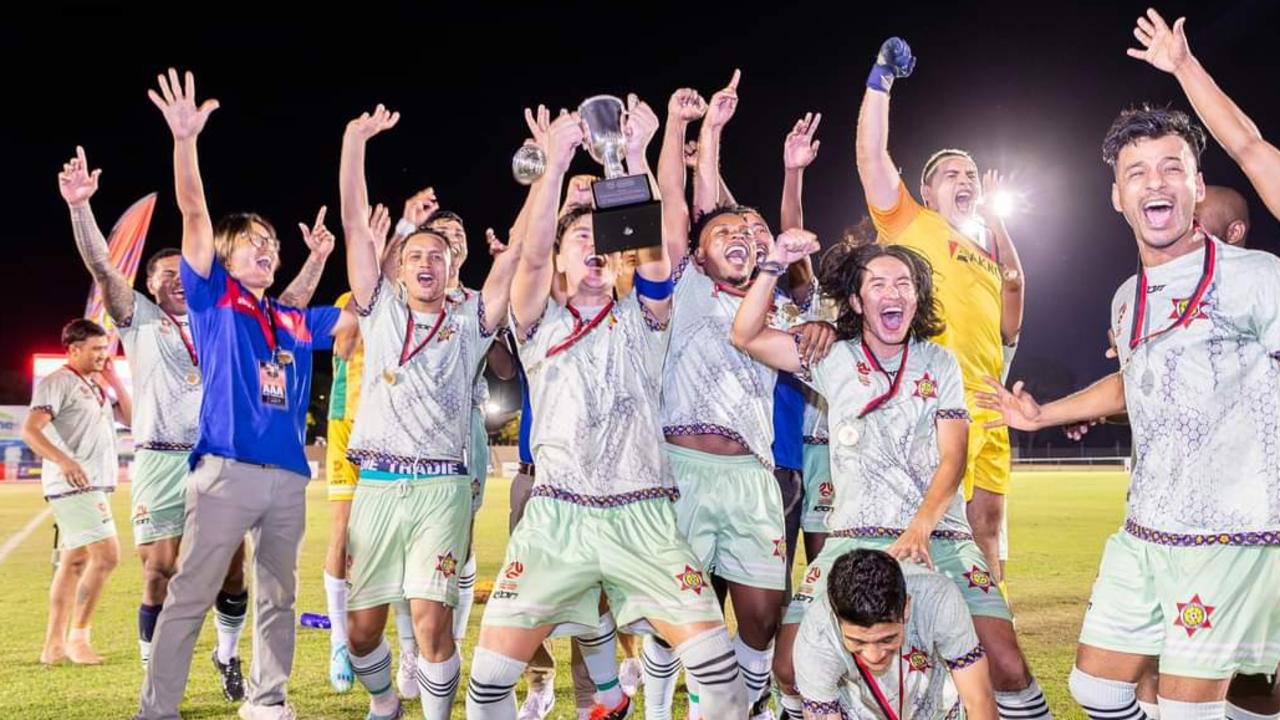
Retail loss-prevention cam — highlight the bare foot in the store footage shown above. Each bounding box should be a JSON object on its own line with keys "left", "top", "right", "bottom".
{"left": 66, "top": 639, "right": 102, "bottom": 665}
{"left": 39, "top": 646, "right": 68, "bottom": 665}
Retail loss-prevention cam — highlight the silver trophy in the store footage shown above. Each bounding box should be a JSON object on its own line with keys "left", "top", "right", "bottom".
{"left": 577, "top": 95, "right": 627, "bottom": 179}
{"left": 511, "top": 143, "right": 546, "bottom": 186}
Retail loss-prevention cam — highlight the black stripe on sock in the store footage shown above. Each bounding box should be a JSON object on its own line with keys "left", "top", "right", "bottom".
{"left": 578, "top": 629, "right": 617, "bottom": 648}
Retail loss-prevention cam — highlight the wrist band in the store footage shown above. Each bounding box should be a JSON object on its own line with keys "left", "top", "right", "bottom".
{"left": 395, "top": 218, "right": 418, "bottom": 237}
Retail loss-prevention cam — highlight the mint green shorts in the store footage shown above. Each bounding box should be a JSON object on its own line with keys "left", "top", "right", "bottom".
{"left": 50, "top": 490, "right": 117, "bottom": 549}
{"left": 1079, "top": 529, "right": 1280, "bottom": 679}
{"left": 481, "top": 495, "right": 724, "bottom": 636}
{"left": 666, "top": 444, "right": 787, "bottom": 591}
{"left": 801, "top": 443, "right": 834, "bottom": 533}
{"left": 130, "top": 449, "right": 189, "bottom": 546}
{"left": 345, "top": 473, "right": 472, "bottom": 610}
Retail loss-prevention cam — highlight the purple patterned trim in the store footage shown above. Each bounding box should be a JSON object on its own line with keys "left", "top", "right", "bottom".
{"left": 791, "top": 276, "right": 819, "bottom": 314}
{"left": 44, "top": 485, "right": 116, "bottom": 501}
{"left": 477, "top": 292, "right": 497, "bottom": 338}
{"left": 832, "top": 526, "right": 974, "bottom": 542}
{"left": 801, "top": 699, "right": 851, "bottom": 719}
{"left": 662, "top": 424, "right": 775, "bottom": 470}
{"left": 30, "top": 404, "right": 55, "bottom": 418}
{"left": 673, "top": 253, "right": 693, "bottom": 284}
{"left": 944, "top": 644, "right": 986, "bottom": 670}
{"left": 138, "top": 441, "right": 195, "bottom": 452}
{"left": 936, "top": 408, "right": 971, "bottom": 421}
{"left": 640, "top": 301, "right": 669, "bottom": 332}
{"left": 353, "top": 280, "right": 382, "bottom": 318}
{"left": 531, "top": 484, "right": 680, "bottom": 508}
{"left": 803, "top": 436, "right": 829, "bottom": 445}
{"left": 1124, "top": 519, "right": 1280, "bottom": 547}
{"left": 347, "top": 449, "right": 467, "bottom": 478}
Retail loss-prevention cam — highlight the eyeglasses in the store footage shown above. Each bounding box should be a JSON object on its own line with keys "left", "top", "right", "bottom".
{"left": 239, "top": 232, "right": 280, "bottom": 252}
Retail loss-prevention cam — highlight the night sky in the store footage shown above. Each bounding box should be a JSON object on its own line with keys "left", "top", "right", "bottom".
{"left": 5, "top": 2, "right": 1279, "bottom": 450}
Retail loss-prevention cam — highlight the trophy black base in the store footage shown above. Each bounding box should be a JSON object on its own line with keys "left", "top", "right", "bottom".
{"left": 591, "top": 200, "right": 663, "bottom": 255}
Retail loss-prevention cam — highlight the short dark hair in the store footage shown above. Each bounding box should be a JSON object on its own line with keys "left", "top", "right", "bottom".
{"left": 817, "top": 242, "right": 944, "bottom": 342}
{"left": 555, "top": 204, "right": 594, "bottom": 252}
{"left": 425, "top": 209, "right": 465, "bottom": 228}
{"left": 1102, "top": 104, "right": 1207, "bottom": 170}
{"left": 145, "top": 248, "right": 182, "bottom": 278}
{"left": 61, "top": 318, "right": 107, "bottom": 348}
{"left": 828, "top": 549, "right": 907, "bottom": 627}
{"left": 690, "top": 204, "right": 750, "bottom": 250}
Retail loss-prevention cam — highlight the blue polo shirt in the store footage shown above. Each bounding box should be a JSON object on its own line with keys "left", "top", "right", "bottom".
{"left": 181, "top": 258, "right": 340, "bottom": 477}
{"left": 771, "top": 372, "right": 805, "bottom": 472}
{"left": 516, "top": 359, "right": 533, "bottom": 465}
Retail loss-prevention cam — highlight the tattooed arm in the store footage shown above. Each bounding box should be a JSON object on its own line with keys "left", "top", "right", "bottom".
{"left": 277, "top": 207, "right": 335, "bottom": 307}
{"left": 59, "top": 147, "right": 136, "bottom": 324}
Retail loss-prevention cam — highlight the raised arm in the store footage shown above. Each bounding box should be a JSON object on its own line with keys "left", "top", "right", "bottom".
{"left": 856, "top": 39, "right": 916, "bottom": 211}
{"left": 479, "top": 226, "right": 523, "bottom": 336}
{"left": 339, "top": 104, "right": 401, "bottom": 309}
{"left": 1129, "top": 9, "right": 1280, "bottom": 220}
{"left": 730, "top": 230, "right": 821, "bottom": 372}
{"left": 782, "top": 113, "right": 823, "bottom": 303}
{"left": 60, "top": 146, "right": 136, "bottom": 323}
{"left": 277, "top": 206, "right": 336, "bottom": 307}
{"left": 148, "top": 69, "right": 220, "bottom": 277}
{"left": 511, "top": 110, "right": 582, "bottom": 331}
{"left": 694, "top": 69, "right": 740, "bottom": 219}
{"left": 659, "top": 88, "right": 707, "bottom": 265}
{"left": 978, "top": 171, "right": 1024, "bottom": 344}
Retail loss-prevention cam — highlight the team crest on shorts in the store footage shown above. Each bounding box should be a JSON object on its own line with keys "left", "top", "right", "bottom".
{"left": 773, "top": 537, "right": 786, "bottom": 558}
{"left": 436, "top": 552, "right": 458, "bottom": 578}
{"left": 913, "top": 372, "right": 938, "bottom": 400}
{"left": 903, "top": 646, "right": 932, "bottom": 673}
{"left": 503, "top": 561, "right": 524, "bottom": 580}
{"left": 133, "top": 504, "right": 151, "bottom": 526}
{"left": 1174, "top": 594, "right": 1215, "bottom": 637}
{"left": 963, "top": 566, "right": 993, "bottom": 594}
{"left": 818, "top": 482, "right": 835, "bottom": 501}
{"left": 805, "top": 566, "right": 822, "bottom": 584}
{"left": 1169, "top": 298, "right": 1211, "bottom": 322}
{"left": 676, "top": 565, "right": 706, "bottom": 595}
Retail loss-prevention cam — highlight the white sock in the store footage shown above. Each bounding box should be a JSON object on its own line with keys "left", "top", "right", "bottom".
{"left": 642, "top": 634, "right": 680, "bottom": 719}
{"left": 578, "top": 612, "right": 623, "bottom": 709}
{"left": 1141, "top": 701, "right": 1163, "bottom": 719}
{"left": 213, "top": 591, "right": 248, "bottom": 665}
{"left": 1069, "top": 669, "right": 1138, "bottom": 720}
{"left": 394, "top": 599, "right": 417, "bottom": 656}
{"left": 732, "top": 635, "right": 773, "bottom": 707}
{"left": 996, "top": 678, "right": 1052, "bottom": 719}
{"left": 453, "top": 554, "right": 477, "bottom": 642}
{"left": 1159, "top": 697, "right": 1227, "bottom": 720}
{"left": 138, "top": 640, "right": 151, "bottom": 670}
{"left": 1225, "top": 702, "right": 1280, "bottom": 720}
{"left": 417, "top": 649, "right": 461, "bottom": 719}
{"left": 466, "top": 647, "right": 526, "bottom": 719}
{"left": 351, "top": 639, "right": 398, "bottom": 715}
{"left": 324, "top": 572, "right": 349, "bottom": 648}
{"left": 676, "top": 626, "right": 748, "bottom": 719}
{"left": 780, "top": 693, "right": 804, "bottom": 719}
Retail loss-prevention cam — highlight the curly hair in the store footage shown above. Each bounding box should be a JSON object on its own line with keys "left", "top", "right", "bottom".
{"left": 817, "top": 241, "right": 945, "bottom": 342}
{"left": 1102, "top": 104, "right": 1206, "bottom": 170}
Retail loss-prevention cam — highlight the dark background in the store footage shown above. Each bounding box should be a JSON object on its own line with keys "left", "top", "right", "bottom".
{"left": 5, "top": 1, "right": 1279, "bottom": 454}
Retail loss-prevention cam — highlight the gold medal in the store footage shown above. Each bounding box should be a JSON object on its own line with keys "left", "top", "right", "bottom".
{"left": 383, "top": 368, "right": 399, "bottom": 385}
{"left": 184, "top": 371, "right": 200, "bottom": 386}
{"left": 837, "top": 421, "right": 861, "bottom": 447}
{"left": 276, "top": 350, "right": 294, "bottom": 365}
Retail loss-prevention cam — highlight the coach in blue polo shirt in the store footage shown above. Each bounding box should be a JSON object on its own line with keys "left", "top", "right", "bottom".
{"left": 137, "top": 69, "right": 355, "bottom": 720}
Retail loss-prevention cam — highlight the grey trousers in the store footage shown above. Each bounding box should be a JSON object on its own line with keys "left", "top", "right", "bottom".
{"left": 136, "top": 456, "right": 308, "bottom": 719}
